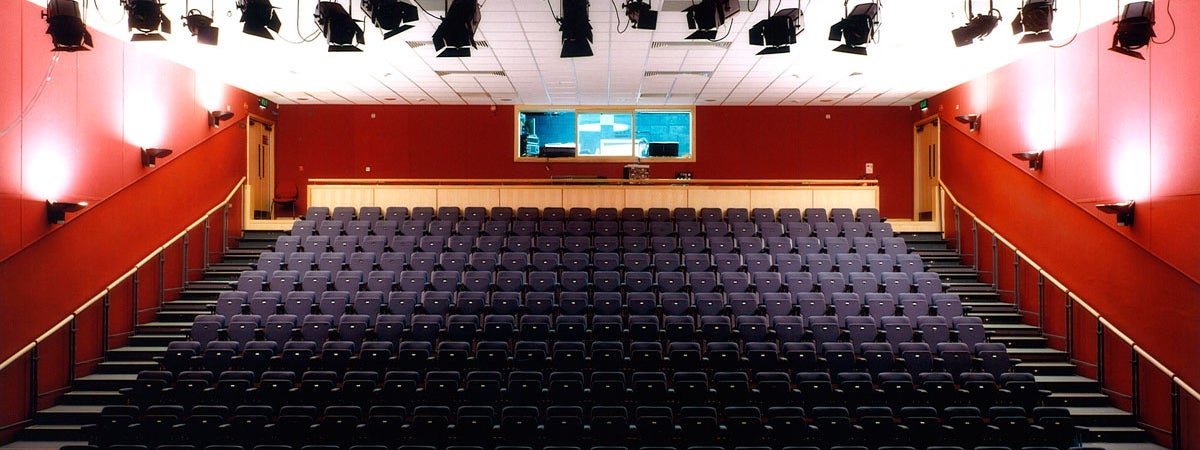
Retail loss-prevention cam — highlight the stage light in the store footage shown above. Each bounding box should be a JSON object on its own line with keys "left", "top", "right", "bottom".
{"left": 1011, "top": 0, "right": 1054, "bottom": 44}
{"left": 952, "top": 1, "right": 1000, "bottom": 47}
{"left": 182, "top": 9, "right": 219, "bottom": 45}
{"left": 362, "top": 0, "right": 418, "bottom": 39}
{"left": 210, "top": 110, "right": 235, "bottom": 127}
{"left": 559, "top": 0, "right": 593, "bottom": 58}
{"left": 623, "top": 0, "right": 657, "bottom": 30}
{"left": 237, "top": 0, "right": 282, "bottom": 39}
{"left": 1012, "top": 151, "right": 1043, "bottom": 170}
{"left": 47, "top": 200, "right": 88, "bottom": 224}
{"left": 141, "top": 147, "right": 174, "bottom": 167}
{"left": 122, "top": 0, "right": 171, "bottom": 41}
{"left": 315, "top": 1, "right": 365, "bottom": 52}
{"left": 1096, "top": 201, "right": 1135, "bottom": 226}
{"left": 43, "top": 0, "right": 93, "bottom": 51}
{"left": 432, "top": 0, "right": 480, "bottom": 57}
{"left": 955, "top": 114, "right": 981, "bottom": 131}
{"left": 1110, "top": 1, "right": 1155, "bottom": 59}
{"left": 684, "top": 0, "right": 739, "bottom": 40}
{"left": 829, "top": 1, "right": 879, "bottom": 55}
{"left": 750, "top": 7, "right": 802, "bottom": 55}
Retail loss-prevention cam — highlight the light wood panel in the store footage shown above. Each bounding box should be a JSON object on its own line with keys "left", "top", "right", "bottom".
{"left": 749, "top": 189, "right": 815, "bottom": 210}
{"left": 811, "top": 187, "right": 878, "bottom": 210}
{"left": 309, "top": 186, "right": 375, "bottom": 209}
{"left": 438, "top": 188, "right": 501, "bottom": 209}
{"left": 371, "top": 187, "right": 438, "bottom": 207}
{"left": 500, "top": 188, "right": 563, "bottom": 209}
{"left": 625, "top": 188, "right": 689, "bottom": 210}
{"left": 687, "top": 188, "right": 753, "bottom": 209}
{"left": 562, "top": 187, "right": 626, "bottom": 210}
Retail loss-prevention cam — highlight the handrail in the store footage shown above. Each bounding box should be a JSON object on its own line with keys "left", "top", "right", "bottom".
{"left": 0, "top": 177, "right": 246, "bottom": 382}
{"left": 940, "top": 181, "right": 1200, "bottom": 408}
{"left": 306, "top": 177, "right": 880, "bottom": 186}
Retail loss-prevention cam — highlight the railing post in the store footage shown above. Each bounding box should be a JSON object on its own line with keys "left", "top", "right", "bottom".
{"left": 68, "top": 316, "right": 77, "bottom": 383}
{"left": 1037, "top": 273, "right": 1045, "bottom": 333}
{"left": 101, "top": 293, "right": 110, "bottom": 354}
{"left": 182, "top": 233, "right": 190, "bottom": 285}
{"left": 203, "top": 218, "right": 211, "bottom": 270}
{"left": 1013, "top": 253, "right": 1021, "bottom": 311}
{"left": 158, "top": 253, "right": 166, "bottom": 305}
{"left": 991, "top": 235, "right": 999, "bottom": 289}
{"left": 29, "top": 344, "right": 39, "bottom": 417}
{"left": 1171, "top": 381, "right": 1181, "bottom": 450}
{"left": 971, "top": 220, "right": 979, "bottom": 271}
{"left": 1096, "top": 322, "right": 1105, "bottom": 387}
{"left": 1065, "top": 296, "right": 1074, "bottom": 358}
{"left": 954, "top": 206, "right": 962, "bottom": 252}
{"left": 1131, "top": 349, "right": 1140, "bottom": 421}
{"left": 132, "top": 272, "right": 140, "bottom": 327}
{"left": 223, "top": 204, "right": 230, "bottom": 254}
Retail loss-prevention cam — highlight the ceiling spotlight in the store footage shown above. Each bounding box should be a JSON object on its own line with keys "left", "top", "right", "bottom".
{"left": 432, "top": 0, "right": 481, "bottom": 57}
{"left": 122, "top": 0, "right": 171, "bottom": 41}
{"left": 182, "top": 9, "right": 219, "bottom": 45}
{"left": 954, "top": 114, "right": 981, "bottom": 131}
{"left": 952, "top": 1, "right": 1000, "bottom": 47}
{"left": 829, "top": 1, "right": 879, "bottom": 55}
{"left": 1096, "top": 200, "right": 1135, "bottom": 226}
{"left": 43, "top": 0, "right": 93, "bottom": 52}
{"left": 237, "top": 0, "right": 282, "bottom": 39}
{"left": 315, "top": 1, "right": 365, "bottom": 52}
{"left": 210, "top": 110, "right": 235, "bottom": 127}
{"left": 142, "top": 147, "right": 174, "bottom": 167}
{"left": 1110, "top": 1, "right": 1155, "bottom": 59}
{"left": 361, "top": 0, "right": 418, "bottom": 39}
{"left": 1011, "top": 0, "right": 1054, "bottom": 43}
{"left": 684, "top": 0, "right": 739, "bottom": 40}
{"left": 559, "top": 0, "right": 593, "bottom": 58}
{"left": 623, "top": 0, "right": 657, "bottom": 30}
{"left": 750, "top": 7, "right": 802, "bottom": 55}
{"left": 47, "top": 200, "right": 88, "bottom": 224}
{"left": 1012, "top": 151, "right": 1043, "bottom": 170}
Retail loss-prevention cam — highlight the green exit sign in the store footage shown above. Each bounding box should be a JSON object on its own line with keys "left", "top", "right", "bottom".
{"left": 258, "top": 97, "right": 269, "bottom": 108}
{"left": 919, "top": 99, "right": 928, "bottom": 110}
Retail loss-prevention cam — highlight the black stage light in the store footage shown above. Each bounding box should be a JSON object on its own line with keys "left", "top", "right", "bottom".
{"left": 123, "top": 0, "right": 171, "bottom": 41}
{"left": 829, "top": 1, "right": 878, "bottom": 55}
{"left": 43, "top": 0, "right": 93, "bottom": 51}
{"left": 362, "top": 0, "right": 418, "bottom": 39}
{"left": 560, "top": 0, "right": 592, "bottom": 58}
{"left": 1110, "top": 1, "right": 1155, "bottom": 59}
{"left": 315, "top": 1, "right": 365, "bottom": 51}
{"left": 237, "top": 0, "right": 282, "bottom": 39}
{"left": 623, "top": 0, "right": 657, "bottom": 30}
{"left": 952, "top": 5, "right": 1000, "bottom": 47}
{"left": 684, "top": 0, "right": 738, "bottom": 40}
{"left": 183, "top": 9, "right": 219, "bottom": 45}
{"left": 749, "top": 8, "right": 802, "bottom": 55}
{"left": 1011, "top": 0, "right": 1054, "bottom": 43}
{"left": 432, "top": 0, "right": 480, "bottom": 57}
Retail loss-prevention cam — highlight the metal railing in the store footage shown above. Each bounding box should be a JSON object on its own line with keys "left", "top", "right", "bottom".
{"left": 0, "top": 178, "right": 244, "bottom": 437}
{"left": 942, "top": 183, "right": 1199, "bottom": 448}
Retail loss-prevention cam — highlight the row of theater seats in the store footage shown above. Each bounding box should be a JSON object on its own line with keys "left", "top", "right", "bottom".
{"left": 82, "top": 401, "right": 1084, "bottom": 449}
{"left": 301, "top": 206, "right": 885, "bottom": 226}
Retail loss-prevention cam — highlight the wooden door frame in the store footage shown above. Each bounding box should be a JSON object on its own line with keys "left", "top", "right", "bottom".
{"left": 913, "top": 115, "right": 942, "bottom": 224}
{"left": 245, "top": 114, "right": 276, "bottom": 222}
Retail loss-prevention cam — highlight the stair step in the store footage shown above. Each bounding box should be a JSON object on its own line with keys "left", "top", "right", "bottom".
{"left": 137, "top": 321, "right": 194, "bottom": 333}
{"left": 1016, "top": 361, "right": 1078, "bottom": 376}
{"left": 157, "top": 311, "right": 204, "bottom": 322}
{"left": 59, "top": 390, "right": 126, "bottom": 405}
{"left": 993, "top": 335, "right": 1049, "bottom": 348}
{"left": 16, "top": 425, "right": 86, "bottom": 441}
{"left": 1069, "top": 406, "right": 1138, "bottom": 427}
{"left": 1085, "top": 426, "right": 1148, "bottom": 442}
{"left": 129, "top": 334, "right": 187, "bottom": 347}
{"left": 106, "top": 346, "right": 167, "bottom": 361}
{"left": 981, "top": 323, "right": 1043, "bottom": 336}
{"left": 72, "top": 374, "right": 138, "bottom": 391}
{"left": 162, "top": 300, "right": 217, "bottom": 310}
{"left": 972, "top": 312, "right": 1024, "bottom": 324}
{"left": 95, "top": 360, "right": 158, "bottom": 374}
{"left": 1035, "top": 375, "right": 1102, "bottom": 392}
{"left": 1047, "top": 392, "right": 1116, "bottom": 407}
{"left": 34, "top": 405, "right": 104, "bottom": 425}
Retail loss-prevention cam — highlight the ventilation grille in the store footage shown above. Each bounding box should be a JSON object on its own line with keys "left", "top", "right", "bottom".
{"left": 644, "top": 70, "right": 712, "bottom": 77}
{"left": 407, "top": 40, "right": 491, "bottom": 49}
{"left": 650, "top": 41, "right": 732, "bottom": 49}
{"left": 638, "top": 93, "right": 669, "bottom": 99}
{"left": 435, "top": 70, "right": 508, "bottom": 77}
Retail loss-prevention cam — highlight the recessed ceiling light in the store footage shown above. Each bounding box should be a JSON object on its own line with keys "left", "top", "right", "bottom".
{"left": 384, "top": 97, "right": 397, "bottom": 101}
{"left": 298, "top": 97, "right": 310, "bottom": 100}
{"left": 819, "top": 99, "right": 833, "bottom": 102}
{"left": 704, "top": 99, "right": 718, "bottom": 102}
{"left": 499, "top": 98, "right": 512, "bottom": 102}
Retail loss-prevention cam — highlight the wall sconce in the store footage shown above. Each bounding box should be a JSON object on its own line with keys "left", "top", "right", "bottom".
{"left": 47, "top": 200, "right": 87, "bottom": 224}
{"left": 1012, "top": 151, "right": 1044, "bottom": 170}
{"left": 1096, "top": 200, "right": 1135, "bottom": 226}
{"left": 210, "top": 110, "right": 234, "bottom": 127}
{"left": 142, "top": 147, "right": 173, "bottom": 167}
{"left": 955, "top": 114, "right": 981, "bottom": 131}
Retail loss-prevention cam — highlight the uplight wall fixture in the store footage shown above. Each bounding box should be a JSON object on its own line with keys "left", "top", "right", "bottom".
{"left": 1012, "top": 151, "right": 1043, "bottom": 170}
{"left": 210, "top": 110, "right": 235, "bottom": 127}
{"left": 954, "top": 114, "right": 981, "bottom": 131}
{"left": 1096, "top": 201, "right": 1135, "bottom": 226}
{"left": 142, "top": 147, "right": 174, "bottom": 167}
{"left": 47, "top": 200, "right": 88, "bottom": 224}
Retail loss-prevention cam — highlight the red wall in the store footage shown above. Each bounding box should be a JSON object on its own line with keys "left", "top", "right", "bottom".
{"left": 275, "top": 105, "right": 914, "bottom": 218}
{"left": 919, "top": 4, "right": 1200, "bottom": 430}
{"left": 0, "top": 1, "right": 257, "bottom": 439}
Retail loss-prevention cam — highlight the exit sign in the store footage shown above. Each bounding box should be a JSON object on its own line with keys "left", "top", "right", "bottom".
{"left": 919, "top": 99, "right": 928, "bottom": 110}
{"left": 258, "top": 97, "right": 269, "bottom": 108}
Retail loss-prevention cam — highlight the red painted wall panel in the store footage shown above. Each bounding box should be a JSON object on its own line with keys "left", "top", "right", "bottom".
{"left": 276, "top": 105, "right": 915, "bottom": 218}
